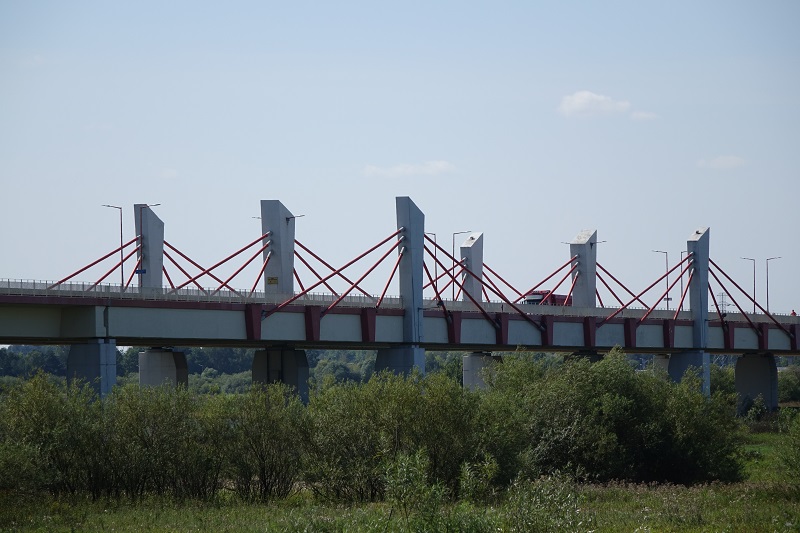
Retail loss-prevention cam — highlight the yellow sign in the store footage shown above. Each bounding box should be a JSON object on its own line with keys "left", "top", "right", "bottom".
{"left": 267, "top": 277, "right": 279, "bottom": 285}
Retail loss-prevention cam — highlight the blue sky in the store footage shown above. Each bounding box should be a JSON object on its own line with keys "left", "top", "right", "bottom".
{"left": 1, "top": 1, "right": 798, "bottom": 313}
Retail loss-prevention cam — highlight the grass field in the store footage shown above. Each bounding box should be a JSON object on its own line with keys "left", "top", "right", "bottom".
{"left": 1, "top": 431, "right": 798, "bottom": 532}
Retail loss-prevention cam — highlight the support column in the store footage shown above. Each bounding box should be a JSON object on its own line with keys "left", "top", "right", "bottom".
{"left": 133, "top": 204, "right": 164, "bottom": 293}
{"left": 376, "top": 197, "right": 426, "bottom": 375}
{"left": 66, "top": 338, "right": 117, "bottom": 397}
{"left": 462, "top": 352, "right": 500, "bottom": 390}
{"left": 460, "top": 232, "right": 484, "bottom": 304}
{"left": 260, "top": 200, "right": 296, "bottom": 297}
{"left": 139, "top": 348, "right": 188, "bottom": 387}
{"left": 252, "top": 348, "right": 309, "bottom": 403}
{"left": 569, "top": 230, "right": 598, "bottom": 308}
{"left": 735, "top": 353, "right": 778, "bottom": 413}
{"left": 667, "top": 228, "right": 711, "bottom": 395}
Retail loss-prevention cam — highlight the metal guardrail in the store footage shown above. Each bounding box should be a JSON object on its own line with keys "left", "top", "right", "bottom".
{"left": 0, "top": 279, "right": 403, "bottom": 309}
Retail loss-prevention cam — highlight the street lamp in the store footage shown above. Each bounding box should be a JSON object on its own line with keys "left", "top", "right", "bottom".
{"left": 766, "top": 256, "right": 782, "bottom": 313}
{"left": 741, "top": 257, "right": 756, "bottom": 313}
{"left": 102, "top": 204, "right": 123, "bottom": 289}
{"left": 452, "top": 231, "right": 471, "bottom": 300}
{"left": 652, "top": 250, "right": 670, "bottom": 310}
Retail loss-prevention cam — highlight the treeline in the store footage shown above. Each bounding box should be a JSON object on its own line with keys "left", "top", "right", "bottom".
{"left": 0, "top": 349, "right": 754, "bottom": 505}
{"left": 0, "top": 346, "right": 465, "bottom": 389}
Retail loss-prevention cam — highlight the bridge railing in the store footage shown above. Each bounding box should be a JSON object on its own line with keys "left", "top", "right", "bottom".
{"left": 0, "top": 279, "right": 404, "bottom": 309}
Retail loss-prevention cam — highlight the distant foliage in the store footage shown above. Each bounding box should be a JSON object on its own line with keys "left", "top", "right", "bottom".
{"left": 0, "top": 346, "right": 69, "bottom": 377}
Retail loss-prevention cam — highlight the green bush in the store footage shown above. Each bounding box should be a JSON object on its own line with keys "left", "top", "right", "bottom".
{"left": 226, "top": 384, "right": 309, "bottom": 501}
{"left": 484, "top": 348, "right": 743, "bottom": 484}
{"left": 105, "top": 384, "right": 229, "bottom": 500}
{"left": 778, "top": 365, "right": 800, "bottom": 403}
{"left": 304, "top": 371, "right": 482, "bottom": 502}
{"left": 779, "top": 412, "right": 800, "bottom": 484}
{"left": 0, "top": 374, "right": 106, "bottom": 496}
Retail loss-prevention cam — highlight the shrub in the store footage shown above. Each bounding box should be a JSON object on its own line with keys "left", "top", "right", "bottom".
{"left": 0, "top": 374, "right": 106, "bottom": 496}
{"left": 778, "top": 365, "right": 800, "bottom": 403}
{"left": 104, "top": 384, "right": 229, "bottom": 500}
{"left": 226, "top": 384, "right": 309, "bottom": 501}
{"left": 304, "top": 377, "right": 386, "bottom": 501}
{"left": 779, "top": 412, "right": 800, "bottom": 484}
{"left": 485, "top": 348, "right": 743, "bottom": 484}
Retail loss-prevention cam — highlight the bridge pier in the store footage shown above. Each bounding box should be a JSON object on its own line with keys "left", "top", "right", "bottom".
{"left": 252, "top": 348, "right": 309, "bottom": 402}
{"left": 462, "top": 352, "right": 500, "bottom": 390}
{"left": 375, "top": 346, "right": 425, "bottom": 376}
{"left": 139, "top": 348, "right": 188, "bottom": 387}
{"left": 662, "top": 351, "right": 711, "bottom": 391}
{"left": 66, "top": 338, "right": 117, "bottom": 397}
{"left": 735, "top": 353, "right": 778, "bottom": 413}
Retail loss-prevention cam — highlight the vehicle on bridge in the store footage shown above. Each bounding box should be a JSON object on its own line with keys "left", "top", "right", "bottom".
{"left": 523, "top": 290, "right": 572, "bottom": 306}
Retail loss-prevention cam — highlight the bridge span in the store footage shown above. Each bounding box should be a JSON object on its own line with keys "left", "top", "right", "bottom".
{"left": 1, "top": 197, "right": 796, "bottom": 408}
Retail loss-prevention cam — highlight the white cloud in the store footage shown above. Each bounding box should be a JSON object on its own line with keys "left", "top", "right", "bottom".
{"left": 558, "top": 90, "right": 630, "bottom": 117}
{"left": 697, "top": 156, "right": 746, "bottom": 169}
{"left": 363, "top": 160, "right": 456, "bottom": 178}
{"left": 631, "top": 111, "right": 659, "bottom": 121}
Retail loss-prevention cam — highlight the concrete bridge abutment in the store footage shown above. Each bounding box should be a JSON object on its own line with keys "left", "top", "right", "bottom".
{"left": 252, "top": 348, "right": 309, "bottom": 403}
{"left": 139, "top": 348, "right": 188, "bottom": 387}
{"left": 66, "top": 338, "right": 117, "bottom": 397}
{"left": 735, "top": 353, "right": 778, "bottom": 413}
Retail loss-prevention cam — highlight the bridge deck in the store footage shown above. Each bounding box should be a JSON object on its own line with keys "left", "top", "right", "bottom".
{"left": 2, "top": 281, "right": 798, "bottom": 354}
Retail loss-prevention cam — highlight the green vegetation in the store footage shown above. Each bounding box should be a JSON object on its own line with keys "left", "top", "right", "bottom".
{"left": 1, "top": 348, "right": 800, "bottom": 531}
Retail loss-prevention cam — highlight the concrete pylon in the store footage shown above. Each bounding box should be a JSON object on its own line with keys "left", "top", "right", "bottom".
{"left": 139, "top": 348, "right": 188, "bottom": 387}
{"left": 252, "top": 348, "right": 309, "bottom": 403}
{"left": 463, "top": 352, "right": 500, "bottom": 390}
{"left": 133, "top": 204, "right": 164, "bottom": 292}
{"left": 260, "top": 200, "right": 296, "bottom": 297}
{"left": 569, "top": 230, "right": 598, "bottom": 308}
{"left": 66, "top": 338, "right": 117, "bottom": 397}
{"left": 667, "top": 228, "right": 711, "bottom": 395}
{"left": 375, "top": 197, "right": 425, "bottom": 375}
{"left": 735, "top": 353, "right": 778, "bottom": 413}
{"left": 460, "top": 232, "right": 484, "bottom": 304}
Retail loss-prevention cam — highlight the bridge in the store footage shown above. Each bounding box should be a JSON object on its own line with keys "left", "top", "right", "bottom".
{"left": 1, "top": 198, "right": 797, "bottom": 408}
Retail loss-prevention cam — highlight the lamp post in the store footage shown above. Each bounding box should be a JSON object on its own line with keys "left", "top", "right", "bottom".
{"left": 652, "top": 250, "right": 670, "bottom": 310}
{"left": 102, "top": 204, "right": 123, "bottom": 289}
{"left": 452, "top": 230, "right": 471, "bottom": 300}
{"left": 766, "top": 256, "right": 781, "bottom": 313}
{"left": 741, "top": 257, "right": 756, "bottom": 313}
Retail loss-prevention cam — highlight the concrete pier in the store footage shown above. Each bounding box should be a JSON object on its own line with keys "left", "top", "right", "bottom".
{"left": 67, "top": 338, "right": 117, "bottom": 397}
{"left": 253, "top": 348, "right": 309, "bottom": 402}
{"left": 139, "top": 348, "right": 188, "bottom": 387}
